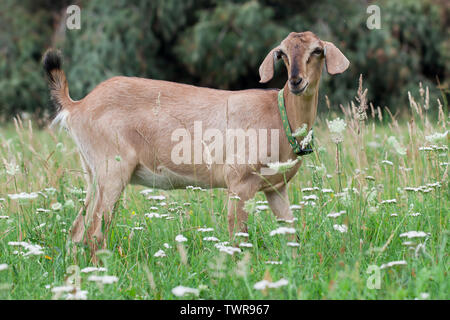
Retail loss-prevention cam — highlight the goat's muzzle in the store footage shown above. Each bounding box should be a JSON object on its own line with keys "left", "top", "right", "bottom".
{"left": 288, "top": 78, "right": 308, "bottom": 95}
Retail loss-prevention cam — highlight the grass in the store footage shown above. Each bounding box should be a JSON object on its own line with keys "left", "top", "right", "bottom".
{"left": 0, "top": 82, "right": 448, "bottom": 300}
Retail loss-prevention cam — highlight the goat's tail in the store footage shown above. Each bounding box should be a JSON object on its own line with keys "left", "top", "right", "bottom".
{"left": 43, "top": 49, "right": 75, "bottom": 128}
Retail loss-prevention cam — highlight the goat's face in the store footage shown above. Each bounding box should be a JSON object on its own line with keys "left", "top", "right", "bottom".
{"left": 259, "top": 31, "right": 350, "bottom": 96}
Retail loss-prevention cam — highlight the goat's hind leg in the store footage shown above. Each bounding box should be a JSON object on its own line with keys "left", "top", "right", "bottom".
{"left": 70, "top": 156, "right": 94, "bottom": 244}
{"left": 85, "top": 158, "right": 135, "bottom": 259}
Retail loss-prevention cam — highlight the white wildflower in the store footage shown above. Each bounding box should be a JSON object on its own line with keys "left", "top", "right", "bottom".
{"left": 66, "top": 290, "right": 88, "bottom": 300}
{"left": 287, "top": 242, "right": 300, "bottom": 247}
{"left": 303, "top": 194, "right": 318, "bottom": 201}
{"left": 8, "top": 241, "right": 44, "bottom": 256}
{"left": 381, "top": 199, "right": 397, "bottom": 204}
{"left": 203, "top": 237, "right": 220, "bottom": 242}
{"left": 175, "top": 234, "right": 187, "bottom": 243}
{"left": 172, "top": 286, "right": 199, "bottom": 297}
{"left": 197, "top": 227, "right": 214, "bottom": 232}
{"left": 417, "top": 293, "right": 430, "bottom": 300}
{"left": 87, "top": 275, "right": 118, "bottom": 284}
{"left": 292, "top": 123, "right": 308, "bottom": 138}
{"left": 333, "top": 224, "right": 348, "bottom": 233}
{"left": 380, "top": 260, "right": 407, "bottom": 269}
{"left": 300, "top": 129, "right": 313, "bottom": 149}
{"left": 0, "top": 264, "right": 8, "bottom": 271}
{"left": 214, "top": 242, "right": 241, "bottom": 255}
{"left": 51, "top": 285, "right": 75, "bottom": 294}
{"left": 80, "top": 267, "right": 107, "bottom": 273}
{"left": 269, "top": 227, "right": 296, "bottom": 236}
{"left": 144, "top": 212, "right": 162, "bottom": 218}
{"left": 265, "top": 261, "right": 283, "bottom": 265}
{"left": 44, "top": 187, "right": 56, "bottom": 195}
{"left": 33, "top": 223, "right": 46, "bottom": 230}
{"left": 5, "top": 162, "right": 20, "bottom": 176}
{"left": 425, "top": 131, "right": 448, "bottom": 144}
{"left": 254, "top": 278, "right": 288, "bottom": 290}
{"left": 235, "top": 232, "right": 249, "bottom": 238}
{"left": 8, "top": 192, "right": 38, "bottom": 200}
{"left": 267, "top": 158, "right": 299, "bottom": 174}
{"left": 239, "top": 242, "right": 253, "bottom": 248}
{"left": 327, "top": 117, "right": 347, "bottom": 144}
{"left": 218, "top": 246, "right": 241, "bottom": 255}
{"left": 327, "top": 210, "right": 346, "bottom": 218}
{"left": 147, "top": 195, "right": 166, "bottom": 201}
{"left": 399, "top": 231, "right": 430, "bottom": 239}
{"left": 139, "top": 188, "right": 154, "bottom": 195}
{"left": 154, "top": 250, "right": 166, "bottom": 258}
{"left": 276, "top": 218, "right": 297, "bottom": 223}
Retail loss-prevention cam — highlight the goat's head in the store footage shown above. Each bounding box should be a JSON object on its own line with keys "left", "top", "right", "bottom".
{"left": 259, "top": 31, "right": 349, "bottom": 96}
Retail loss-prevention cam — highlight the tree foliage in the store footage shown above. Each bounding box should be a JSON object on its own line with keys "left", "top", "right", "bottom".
{"left": 0, "top": 0, "right": 447, "bottom": 120}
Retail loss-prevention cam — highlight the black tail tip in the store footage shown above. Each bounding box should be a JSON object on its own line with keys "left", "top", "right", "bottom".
{"left": 43, "top": 49, "right": 63, "bottom": 76}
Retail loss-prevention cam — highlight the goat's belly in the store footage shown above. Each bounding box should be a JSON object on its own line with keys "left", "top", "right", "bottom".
{"left": 130, "top": 164, "right": 210, "bottom": 190}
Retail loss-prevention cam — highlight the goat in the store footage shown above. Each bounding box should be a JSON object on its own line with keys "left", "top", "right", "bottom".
{"left": 43, "top": 31, "right": 349, "bottom": 257}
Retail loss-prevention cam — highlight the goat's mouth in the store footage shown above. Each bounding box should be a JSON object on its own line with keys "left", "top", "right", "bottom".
{"left": 289, "top": 82, "right": 309, "bottom": 95}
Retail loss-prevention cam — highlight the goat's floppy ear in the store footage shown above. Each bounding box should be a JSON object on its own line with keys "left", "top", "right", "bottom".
{"left": 259, "top": 46, "right": 281, "bottom": 83}
{"left": 323, "top": 41, "right": 350, "bottom": 75}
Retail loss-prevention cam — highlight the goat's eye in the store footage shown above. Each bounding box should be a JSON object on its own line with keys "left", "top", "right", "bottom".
{"left": 312, "top": 48, "right": 323, "bottom": 56}
{"left": 275, "top": 50, "right": 285, "bottom": 60}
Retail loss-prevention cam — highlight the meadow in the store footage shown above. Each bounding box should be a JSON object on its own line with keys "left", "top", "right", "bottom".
{"left": 0, "top": 82, "right": 448, "bottom": 300}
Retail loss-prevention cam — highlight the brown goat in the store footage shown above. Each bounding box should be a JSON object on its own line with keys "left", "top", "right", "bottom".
{"left": 43, "top": 31, "right": 349, "bottom": 258}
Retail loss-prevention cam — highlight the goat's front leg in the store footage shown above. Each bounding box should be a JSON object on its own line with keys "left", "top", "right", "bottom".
{"left": 265, "top": 184, "right": 298, "bottom": 244}
{"left": 226, "top": 172, "right": 261, "bottom": 237}
{"left": 264, "top": 184, "right": 294, "bottom": 222}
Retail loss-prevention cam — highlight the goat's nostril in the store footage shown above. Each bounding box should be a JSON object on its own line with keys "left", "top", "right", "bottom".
{"left": 290, "top": 78, "right": 303, "bottom": 86}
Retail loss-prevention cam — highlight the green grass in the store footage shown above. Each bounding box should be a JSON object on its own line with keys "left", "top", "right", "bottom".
{"left": 0, "top": 97, "right": 448, "bottom": 300}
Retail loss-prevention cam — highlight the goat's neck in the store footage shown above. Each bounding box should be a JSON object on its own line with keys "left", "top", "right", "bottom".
{"left": 283, "top": 82, "right": 319, "bottom": 133}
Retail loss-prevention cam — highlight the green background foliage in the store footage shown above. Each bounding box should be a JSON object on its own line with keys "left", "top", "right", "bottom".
{"left": 0, "top": 0, "right": 448, "bottom": 120}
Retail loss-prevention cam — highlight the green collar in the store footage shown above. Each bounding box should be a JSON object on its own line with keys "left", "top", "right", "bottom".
{"left": 277, "top": 88, "right": 314, "bottom": 156}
